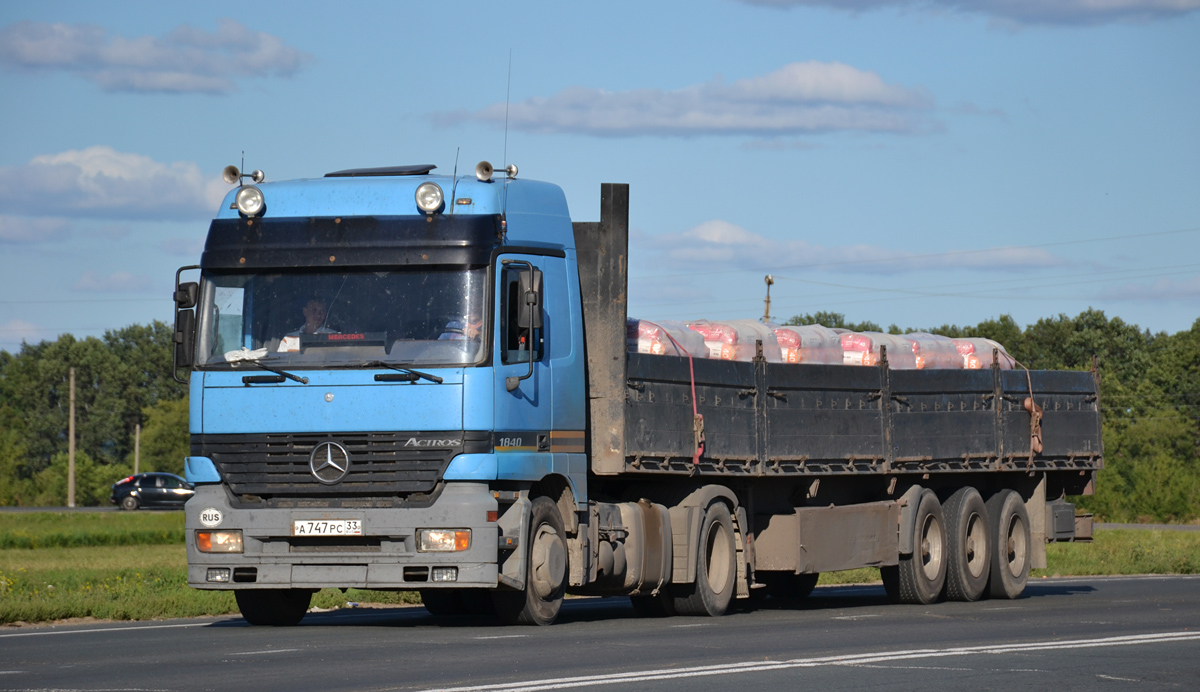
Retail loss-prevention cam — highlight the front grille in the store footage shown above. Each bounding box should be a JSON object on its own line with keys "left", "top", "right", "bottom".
{"left": 193, "top": 431, "right": 490, "bottom": 497}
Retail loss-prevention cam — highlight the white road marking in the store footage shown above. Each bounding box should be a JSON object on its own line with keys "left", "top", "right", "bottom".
{"left": 0, "top": 622, "right": 210, "bottom": 638}
{"left": 229, "top": 648, "right": 302, "bottom": 656}
{"left": 845, "top": 664, "right": 974, "bottom": 671}
{"left": 833, "top": 614, "right": 881, "bottom": 620}
{"left": 427, "top": 631, "right": 1200, "bottom": 692}
{"left": 0, "top": 671, "right": 26, "bottom": 674}
{"left": 1097, "top": 674, "right": 1140, "bottom": 682}
{"left": 670, "top": 624, "right": 709, "bottom": 628}
{"left": 474, "top": 635, "right": 530, "bottom": 640}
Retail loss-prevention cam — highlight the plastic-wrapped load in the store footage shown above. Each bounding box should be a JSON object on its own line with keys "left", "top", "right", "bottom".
{"left": 953, "top": 337, "right": 1016, "bottom": 370}
{"left": 686, "top": 319, "right": 783, "bottom": 362}
{"left": 627, "top": 318, "right": 708, "bottom": 358}
{"left": 905, "top": 332, "right": 963, "bottom": 370}
{"left": 840, "top": 332, "right": 917, "bottom": 369}
{"left": 770, "top": 323, "right": 844, "bottom": 364}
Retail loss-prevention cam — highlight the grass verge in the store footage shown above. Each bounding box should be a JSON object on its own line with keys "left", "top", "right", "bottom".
{"left": 0, "top": 511, "right": 184, "bottom": 549}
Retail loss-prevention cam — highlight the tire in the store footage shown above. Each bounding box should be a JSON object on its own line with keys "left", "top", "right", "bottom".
{"left": 492, "top": 496, "right": 567, "bottom": 626}
{"left": 894, "top": 488, "right": 947, "bottom": 605}
{"left": 756, "top": 572, "right": 819, "bottom": 601}
{"left": 986, "top": 490, "right": 1031, "bottom": 600}
{"left": 121, "top": 495, "right": 139, "bottom": 511}
{"left": 234, "top": 589, "right": 312, "bottom": 626}
{"left": 944, "top": 487, "right": 991, "bottom": 602}
{"left": 630, "top": 591, "right": 676, "bottom": 617}
{"left": 671, "top": 502, "right": 736, "bottom": 616}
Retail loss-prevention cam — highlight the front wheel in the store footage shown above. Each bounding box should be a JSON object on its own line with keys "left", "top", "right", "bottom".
{"left": 234, "top": 589, "right": 312, "bottom": 626}
{"left": 671, "top": 502, "right": 736, "bottom": 616}
{"left": 492, "top": 496, "right": 567, "bottom": 626}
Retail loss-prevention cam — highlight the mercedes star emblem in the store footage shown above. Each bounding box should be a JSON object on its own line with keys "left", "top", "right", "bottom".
{"left": 309, "top": 441, "right": 351, "bottom": 484}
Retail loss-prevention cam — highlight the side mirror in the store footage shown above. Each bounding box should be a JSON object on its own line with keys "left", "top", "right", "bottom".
{"left": 174, "top": 282, "right": 198, "bottom": 309}
{"left": 174, "top": 309, "right": 195, "bottom": 370}
{"left": 517, "top": 268, "right": 543, "bottom": 329}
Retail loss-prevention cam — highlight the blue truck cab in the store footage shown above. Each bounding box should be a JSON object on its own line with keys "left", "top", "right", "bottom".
{"left": 178, "top": 163, "right": 589, "bottom": 625}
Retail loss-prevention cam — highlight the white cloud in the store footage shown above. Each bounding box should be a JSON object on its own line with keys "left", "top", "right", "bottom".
{"left": 441, "top": 62, "right": 934, "bottom": 137}
{"left": 0, "top": 215, "right": 71, "bottom": 243}
{"left": 0, "top": 319, "right": 46, "bottom": 352}
{"left": 0, "top": 146, "right": 228, "bottom": 220}
{"left": 72, "top": 271, "right": 152, "bottom": 293}
{"left": 633, "top": 219, "right": 1066, "bottom": 274}
{"left": 1099, "top": 274, "right": 1200, "bottom": 301}
{"left": 0, "top": 19, "right": 310, "bottom": 93}
{"left": 741, "top": 1, "right": 1200, "bottom": 26}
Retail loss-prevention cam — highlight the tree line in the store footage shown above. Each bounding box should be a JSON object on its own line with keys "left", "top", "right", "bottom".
{"left": 1, "top": 311, "right": 1197, "bottom": 520}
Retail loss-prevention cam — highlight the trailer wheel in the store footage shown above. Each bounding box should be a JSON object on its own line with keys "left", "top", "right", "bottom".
{"left": 234, "top": 589, "right": 311, "bottom": 626}
{"left": 892, "top": 488, "right": 947, "bottom": 605}
{"left": 492, "top": 496, "right": 567, "bottom": 625}
{"left": 672, "top": 502, "right": 735, "bottom": 616}
{"left": 944, "top": 487, "right": 990, "bottom": 602}
{"left": 986, "top": 490, "right": 1030, "bottom": 599}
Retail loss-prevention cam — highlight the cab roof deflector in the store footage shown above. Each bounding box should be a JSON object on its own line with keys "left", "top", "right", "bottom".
{"left": 325, "top": 164, "right": 437, "bottom": 178}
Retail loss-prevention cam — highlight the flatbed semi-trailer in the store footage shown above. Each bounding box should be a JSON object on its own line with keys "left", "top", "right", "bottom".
{"left": 175, "top": 171, "right": 1101, "bottom": 626}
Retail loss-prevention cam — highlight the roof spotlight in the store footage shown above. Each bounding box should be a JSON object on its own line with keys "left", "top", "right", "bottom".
{"left": 415, "top": 182, "right": 444, "bottom": 214}
{"left": 235, "top": 186, "right": 265, "bottom": 216}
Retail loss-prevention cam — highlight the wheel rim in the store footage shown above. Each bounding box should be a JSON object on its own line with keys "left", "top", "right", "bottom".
{"left": 965, "top": 511, "right": 987, "bottom": 578}
{"left": 705, "top": 520, "right": 733, "bottom": 595}
{"left": 919, "top": 514, "right": 944, "bottom": 581}
{"left": 1005, "top": 515, "right": 1027, "bottom": 577}
{"left": 529, "top": 523, "right": 565, "bottom": 600}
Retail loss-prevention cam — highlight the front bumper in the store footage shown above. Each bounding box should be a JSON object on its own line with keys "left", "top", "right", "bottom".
{"left": 185, "top": 482, "right": 499, "bottom": 590}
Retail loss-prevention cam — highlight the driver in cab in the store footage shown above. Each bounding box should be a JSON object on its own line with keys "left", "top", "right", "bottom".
{"left": 278, "top": 296, "right": 337, "bottom": 352}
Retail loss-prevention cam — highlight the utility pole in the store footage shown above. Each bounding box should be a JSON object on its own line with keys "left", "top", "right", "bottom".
{"left": 68, "top": 367, "right": 76, "bottom": 508}
{"left": 134, "top": 423, "right": 141, "bottom": 475}
{"left": 762, "top": 275, "right": 774, "bottom": 324}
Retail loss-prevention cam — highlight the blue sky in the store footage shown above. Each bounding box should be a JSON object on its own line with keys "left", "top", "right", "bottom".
{"left": 1, "top": 0, "right": 1197, "bottom": 353}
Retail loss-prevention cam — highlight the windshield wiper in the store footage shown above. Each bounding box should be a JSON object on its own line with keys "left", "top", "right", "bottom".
{"left": 235, "top": 358, "right": 309, "bottom": 385}
{"left": 366, "top": 361, "right": 443, "bottom": 384}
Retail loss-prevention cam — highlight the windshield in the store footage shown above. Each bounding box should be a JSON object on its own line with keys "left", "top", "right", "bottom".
{"left": 196, "top": 267, "right": 487, "bottom": 368}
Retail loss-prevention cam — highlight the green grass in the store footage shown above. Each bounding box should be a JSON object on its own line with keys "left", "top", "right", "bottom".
{"left": 0, "top": 511, "right": 184, "bottom": 549}
{"left": 1, "top": 512, "right": 1197, "bottom": 625}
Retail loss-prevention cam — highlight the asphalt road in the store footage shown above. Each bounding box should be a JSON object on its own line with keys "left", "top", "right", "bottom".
{"left": 3, "top": 575, "right": 1198, "bottom": 691}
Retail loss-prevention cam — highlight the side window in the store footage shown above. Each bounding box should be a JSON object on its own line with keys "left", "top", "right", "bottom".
{"left": 499, "top": 263, "right": 544, "bottom": 365}
{"left": 163, "top": 477, "right": 182, "bottom": 489}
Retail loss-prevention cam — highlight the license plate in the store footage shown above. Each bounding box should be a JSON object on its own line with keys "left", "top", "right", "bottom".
{"left": 292, "top": 519, "right": 363, "bottom": 536}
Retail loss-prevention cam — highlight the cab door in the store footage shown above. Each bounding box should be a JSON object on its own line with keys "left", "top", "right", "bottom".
{"left": 492, "top": 253, "right": 552, "bottom": 452}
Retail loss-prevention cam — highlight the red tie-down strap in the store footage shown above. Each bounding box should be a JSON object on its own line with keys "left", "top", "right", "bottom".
{"left": 660, "top": 331, "right": 705, "bottom": 464}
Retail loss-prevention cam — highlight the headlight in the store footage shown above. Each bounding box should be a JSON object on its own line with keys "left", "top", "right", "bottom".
{"left": 197, "top": 530, "right": 243, "bottom": 553}
{"left": 235, "top": 186, "right": 265, "bottom": 216}
{"left": 414, "top": 182, "right": 444, "bottom": 214}
{"left": 417, "top": 529, "right": 470, "bottom": 552}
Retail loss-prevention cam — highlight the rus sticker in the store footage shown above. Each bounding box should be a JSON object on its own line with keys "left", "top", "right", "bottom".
{"left": 199, "top": 508, "right": 223, "bottom": 528}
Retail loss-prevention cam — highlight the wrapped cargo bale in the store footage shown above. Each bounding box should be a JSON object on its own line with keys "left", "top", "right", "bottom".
{"left": 840, "top": 332, "right": 917, "bottom": 369}
{"left": 905, "top": 332, "right": 963, "bottom": 370}
{"left": 686, "top": 319, "right": 783, "bottom": 362}
{"left": 770, "top": 323, "right": 844, "bottom": 364}
{"left": 953, "top": 337, "right": 1016, "bottom": 370}
{"left": 627, "top": 318, "right": 708, "bottom": 358}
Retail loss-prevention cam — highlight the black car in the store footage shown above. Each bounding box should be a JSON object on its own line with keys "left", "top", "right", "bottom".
{"left": 110, "top": 472, "right": 194, "bottom": 510}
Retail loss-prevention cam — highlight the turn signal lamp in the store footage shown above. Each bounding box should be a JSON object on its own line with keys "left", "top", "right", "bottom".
{"left": 197, "top": 530, "right": 244, "bottom": 553}
{"left": 415, "top": 182, "right": 444, "bottom": 214}
{"left": 417, "top": 529, "right": 471, "bottom": 552}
